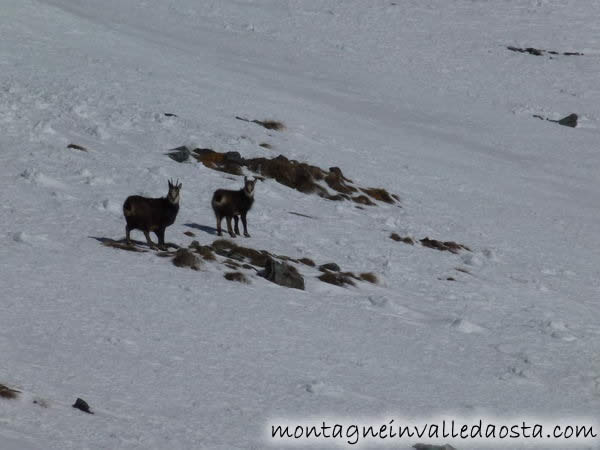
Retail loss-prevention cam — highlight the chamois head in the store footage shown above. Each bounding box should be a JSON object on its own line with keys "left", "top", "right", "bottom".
{"left": 243, "top": 176, "right": 257, "bottom": 197}
{"left": 167, "top": 179, "right": 182, "bottom": 204}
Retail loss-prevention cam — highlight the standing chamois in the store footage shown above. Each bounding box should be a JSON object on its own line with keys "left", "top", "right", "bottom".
{"left": 123, "top": 179, "right": 182, "bottom": 249}
{"left": 212, "top": 176, "right": 257, "bottom": 238}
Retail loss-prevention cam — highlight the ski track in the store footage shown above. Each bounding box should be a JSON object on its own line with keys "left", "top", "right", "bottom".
{"left": 1, "top": 0, "right": 600, "bottom": 449}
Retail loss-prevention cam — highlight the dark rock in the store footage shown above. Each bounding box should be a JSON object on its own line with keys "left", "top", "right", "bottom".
{"left": 507, "top": 46, "right": 543, "bottom": 56}
{"left": 533, "top": 113, "right": 578, "bottom": 128}
{"left": 67, "top": 143, "right": 88, "bottom": 152}
{"left": 166, "top": 146, "right": 191, "bottom": 163}
{"left": 260, "top": 257, "right": 305, "bottom": 290}
{"left": 72, "top": 397, "right": 93, "bottom": 414}
{"left": 525, "top": 47, "right": 543, "bottom": 56}
{"left": 507, "top": 46, "right": 583, "bottom": 58}
{"left": 224, "top": 151, "right": 244, "bottom": 164}
{"left": 164, "top": 113, "right": 178, "bottom": 117}
{"left": 319, "top": 262, "right": 341, "bottom": 272}
{"left": 557, "top": 113, "right": 578, "bottom": 128}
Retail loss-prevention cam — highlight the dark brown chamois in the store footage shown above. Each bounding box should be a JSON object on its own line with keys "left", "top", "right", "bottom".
{"left": 123, "top": 179, "right": 182, "bottom": 249}
{"left": 211, "top": 176, "right": 256, "bottom": 238}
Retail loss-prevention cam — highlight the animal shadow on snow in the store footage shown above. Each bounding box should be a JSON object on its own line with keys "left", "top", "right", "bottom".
{"left": 184, "top": 223, "right": 219, "bottom": 236}
{"left": 90, "top": 236, "right": 179, "bottom": 251}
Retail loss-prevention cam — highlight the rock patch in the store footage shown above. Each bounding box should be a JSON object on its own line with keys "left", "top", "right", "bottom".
{"left": 507, "top": 46, "right": 583, "bottom": 57}
{"left": 182, "top": 147, "right": 398, "bottom": 205}
{"left": 533, "top": 113, "right": 578, "bottom": 128}
{"left": 260, "top": 257, "right": 305, "bottom": 290}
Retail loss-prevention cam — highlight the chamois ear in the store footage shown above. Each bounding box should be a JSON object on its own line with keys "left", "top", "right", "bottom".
{"left": 244, "top": 175, "right": 248, "bottom": 182}
{"left": 168, "top": 179, "right": 173, "bottom": 188}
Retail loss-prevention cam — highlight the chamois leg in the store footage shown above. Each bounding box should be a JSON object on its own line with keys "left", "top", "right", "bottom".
{"left": 233, "top": 216, "right": 240, "bottom": 235}
{"left": 241, "top": 212, "right": 250, "bottom": 237}
{"left": 143, "top": 231, "right": 156, "bottom": 248}
{"left": 225, "top": 216, "right": 236, "bottom": 238}
{"left": 156, "top": 228, "right": 166, "bottom": 250}
{"left": 215, "top": 213, "right": 223, "bottom": 236}
{"left": 125, "top": 225, "right": 132, "bottom": 245}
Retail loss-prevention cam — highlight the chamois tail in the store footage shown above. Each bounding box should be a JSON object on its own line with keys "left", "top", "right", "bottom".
{"left": 212, "top": 192, "right": 225, "bottom": 205}
{"left": 123, "top": 198, "right": 135, "bottom": 216}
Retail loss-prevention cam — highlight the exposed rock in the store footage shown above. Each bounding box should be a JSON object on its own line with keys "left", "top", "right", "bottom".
{"left": 0, "top": 384, "right": 20, "bottom": 399}
{"left": 361, "top": 187, "right": 395, "bottom": 203}
{"left": 507, "top": 46, "right": 543, "bottom": 56}
{"left": 72, "top": 397, "right": 93, "bottom": 414}
{"left": 352, "top": 195, "right": 375, "bottom": 205}
{"left": 359, "top": 272, "right": 378, "bottom": 283}
{"left": 211, "top": 239, "right": 271, "bottom": 267}
{"left": 193, "top": 148, "right": 244, "bottom": 175}
{"left": 172, "top": 248, "right": 201, "bottom": 270}
{"left": 319, "top": 262, "right": 341, "bottom": 272}
{"left": 189, "top": 241, "right": 216, "bottom": 261}
{"left": 534, "top": 113, "right": 578, "bottom": 128}
{"left": 298, "top": 257, "right": 316, "bottom": 267}
{"left": 224, "top": 272, "right": 250, "bottom": 283}
{"left": 318, "top": 271, "right": 356, "bottom": 287}
{"left": 183, "top": 148, "right": 397, "bottom": 205}
{"left": 507, "top": 46, "right": 583, "bottom": 57}
{"left": 420, "top": 237, "right": 470, "bottom": 254}
{"left": 390, "top": 233, "right": 415, "bottom": 245}
{"left": 236, "top": 116, "right": 286, "bottom": 131}
{"left": 557, "top": 113, "right": 578, "bottom": 128}
{"left": 67, "top": 143, "right": 88, "bottom": 152}
{"left": 224, "top": 258, "right": 242, "bottom": 269}
{"left": 260, "top": 257, "right": 305, "bottom": 290}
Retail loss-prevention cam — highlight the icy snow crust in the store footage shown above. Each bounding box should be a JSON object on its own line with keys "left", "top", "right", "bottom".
{"left": 1, "top": 0, "right": 600, "bottom": 448}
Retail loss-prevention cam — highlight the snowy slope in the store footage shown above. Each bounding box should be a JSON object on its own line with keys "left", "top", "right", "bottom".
{"left": 1, "top": 0, "right": 600, "bottom": 448}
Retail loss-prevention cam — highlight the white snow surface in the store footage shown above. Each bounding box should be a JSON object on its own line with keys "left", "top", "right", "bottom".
{"left": 1, "top": 0, "right": 600, "bottom": 449}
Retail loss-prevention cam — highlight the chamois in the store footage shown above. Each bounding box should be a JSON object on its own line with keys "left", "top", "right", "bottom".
{"left": 212, "top": 176, "right": 256, "bottom": 238}
{"left": 123, "top": 179, "right": 182, "bottom": 249}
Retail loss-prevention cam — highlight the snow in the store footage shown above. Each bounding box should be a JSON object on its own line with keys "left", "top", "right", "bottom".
{"left": 1, "top": 0, "right": 600, "bottom": 448}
